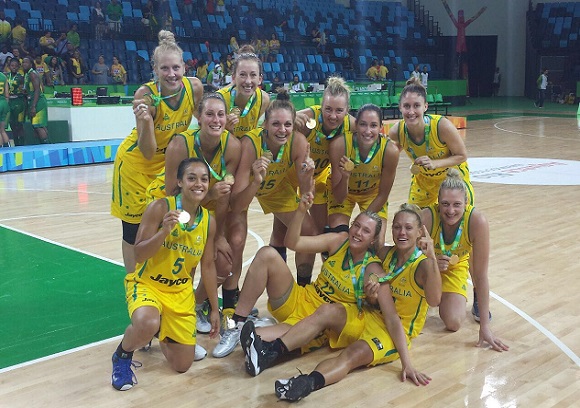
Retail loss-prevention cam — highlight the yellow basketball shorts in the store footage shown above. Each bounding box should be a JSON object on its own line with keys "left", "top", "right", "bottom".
{"left": 441, "top": 259, "right": 469, "bottom": 299}
{"left": 125, "top": 274, "right": 197, "bottom": 345}
{"left": 328, "top": 190, "right": 388, "bottom": 220}
{"left": 111, "top": 156, "right": 156, "bottom": 223}
{"left": 360, "top": 308, "right": 411, "bottom": 366}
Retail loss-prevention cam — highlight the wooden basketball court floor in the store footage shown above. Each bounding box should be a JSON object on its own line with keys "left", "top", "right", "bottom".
{"left": 1, "top": 113, "right": 579, "bottom": 407}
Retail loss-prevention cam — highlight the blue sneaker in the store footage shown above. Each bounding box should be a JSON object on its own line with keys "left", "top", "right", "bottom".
{"left": 472, "top": 289, "right": 492, "bottom": 323}
{"left": 111, "top": 353, "right": 141, "bottom": 391}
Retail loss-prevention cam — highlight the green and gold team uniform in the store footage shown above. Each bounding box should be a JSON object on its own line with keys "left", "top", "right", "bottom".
{"left": 243, "top": 127, "right": 299, "bottom": 214}
{"left": 24, "top": 68, "right": 48, "bottom": 127}
{"left": 426, "top": 202, "right": 474, "bottom": 298}
{"left": 124, "top": 197, "right": 210, "bottom": 345}
{"left": 397, "top": 114, "right": 474, "bottom": 207}
{"left": 146, "top": 129, "right": 231, "bottom": 212}
{"left": 111, "top": 78, "right": 196, "bottom": 223}
{"left": 0, "top": 73, "right": 9, "bottom": 122}
{"left": 217, "top": 85, "right": 264, "bottom": 138}
{"left": 6, "top": 71, "right": 26, "bottom": 125}
{"left": 328, "top": 133, "right": 391, "bottom": 220}
{"left": 287, "top": 105, "right": 352, "bottom": 204}
{"left": 361, "top": 246, "right": 429, "bottom": 365}
{"left": 269, "top": 239, "right": 381, "bottom": 352}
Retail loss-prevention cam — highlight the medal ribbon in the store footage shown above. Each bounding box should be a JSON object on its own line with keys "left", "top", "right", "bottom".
{"left": 314, "top": 113, "right": 343, "bottom": 143}
{"left": 145, "top": 82, "right": 184, "bottom": 106}
{"left": 193, "top": 130, "right": 226, "bottom": 181}
{"left": 352, "top": 134, "right": 379, "bottom": 165}
{"left": 262, "top": 130, "right": 286, "bottom": 163}
{"left": 175, "top": 194, "right": 203, "bottom": 231}
{"left": 404, "top": 115, "right": 431, "bottom": 160}
{"left": 230, "top": 86, "right": 256, "bottom": 117}
{"left": 381, "top": 247, "right": 422, "bottom": 282}
{"left": 347, "top": 249, "right": 371, "bottom": 312}
{"left": 439, "top": 218, "right": 464, "bottom": 257}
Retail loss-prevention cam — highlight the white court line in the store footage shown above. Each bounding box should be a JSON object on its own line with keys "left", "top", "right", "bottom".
{"left": 493, "top": 116, "right": 579, "bottom": 141}
{"left": 468, "top": 279, "right": 580, "bottom": 367}
{"left": 0, "top": 222, "right": 265, "bottom": 373}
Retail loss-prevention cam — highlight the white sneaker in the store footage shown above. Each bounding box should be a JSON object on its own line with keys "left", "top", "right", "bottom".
{"left": 248, "top": 315, "right": 276, "bottom": 328}
{"left": 212, "top": 321, "right": 243, "bottom": 358}
{"left": 194, "top": 344, "right": 207, "bottom": 361}
{"left": 196, "top": 300, "right": 212, "bottom": 334}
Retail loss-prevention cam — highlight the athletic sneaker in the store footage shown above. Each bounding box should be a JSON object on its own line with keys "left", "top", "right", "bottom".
{"left": 275, "top": 374, "right": 314, "bottom": 401}
{"left": 111, "top": 353, "right": 141, "bottom": 391}
{"left": 212, "top": 320, "right": 243, "bottom": 358}
{"left": 196, "top": 300, "right": 212, "bottom": 334}
{"left": 471, "top": 289, "right": 492, "bottom": 323}
{"left": 194, "top": 344, "right": 207, "bottom": 361}
{"left": 240, "top": 320, "right": 279, "bottom": 376}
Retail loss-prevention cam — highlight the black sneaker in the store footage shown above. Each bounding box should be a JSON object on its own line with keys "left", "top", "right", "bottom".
{"left": 240, "top": 320, "right": 278, "bottom": 376}
{"left": 275, "top": 374, "right": 314, "bottom": 401}
{"left": 472, "top": 289, "right": 492, "bottom": 323}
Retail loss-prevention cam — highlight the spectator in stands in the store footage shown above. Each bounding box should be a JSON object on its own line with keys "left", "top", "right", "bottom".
{"left": 34, "top": 54, "right": 48, "bottom": 86}
{"left": 61, "top": 42, "right": 76, "bottom": 83}
{"left": 92, "top": 54, "right": 109, "bottom": 85}
{"left": 269, "top": 33, "right": 281, "bottom": 61}
{"left": 492, "top": 67, "right": 501, "bottom": 97}
{"left": 230, "top": 35, "right": 240, "bottom": 57}
{"left": 0, "top": 45, "right": 13, "bottom": 71}
{"left": 317, "top": 29, "right": 327, "bottom": 54}
{"left": 67, "top": 24, "right": 80, "bottom": 50}
{"left": 378, "top": 60, "right": 388, "bottom": 81}
{"left": 412, "top": 65, "right": 421, "bottom": 80}
{"left": 68, "top": 49, "right": 87, "bottom": 85}
{"left": 535, "top": 68, "right": 548, "bottom": 108}
{"left": 39, "top": 31, "right": 56, "bottom": 55}
{"left": 206, "top": 0, "right": 215, "bottom": 14}
{"left": 270, "top": 75, "right": 284, "bottom": 93}
{"left": 216, "top": 0, "right": 226, "bottom": 15}
{"left": 224, "top": 53, "right": 234, "bottom": 76}
{"left": 196, "top": 60, "right": 208, "bottom": 84}
{"left": 54, "top": 33, "right": 71, "bottom": 57}
{"left": 107, "top": 0, "right": 123, "bottom": 39}
{"left": 92, "top": 1, "right": 107, "bottom": 40}
{"left": 142, "top": 1, "right": 159, "bottom": 41}
{"left": 185, "top": 59, "right": 196, "bottom": 77}
{"left": 183, "top": 0, "right": 193, "bottom": 16}
{"left": 0, "top": 11, "right": 11, "bottom": 49}
{"left": 110, "top": 55, "right": 127, "bottom": 85}
{"left": 11, "top": 20, "right": 28, "bottom": 56}
{"left": 290, "top": 74, "right": 305, "bottom": 93}
{"left": 366, "top": 60, "right": 379, "bottom": 81}
{"left": 420, "top": 65, "right": 429, "bottom": 90}
{"left": 46, "top": 56, "right": 64, "bottom": 86}
{"left": 8, "top": 48, "right": 23, "bottom": 73}
{"left": 162, "top": 11, "right": 172, "bottom": 31}
{"left": 207, "top": 63, "right": 224, "bottom": 91}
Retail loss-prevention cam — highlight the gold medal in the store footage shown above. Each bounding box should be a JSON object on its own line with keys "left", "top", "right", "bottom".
{"left": 410, "top": 164, "right": 421, "bottom": 174}
{"left": 343, "top": 159, "right": 355, "bottom": 172}
{"left": 223, "top": 174, "right": 235, "bottom": 185}
{"left": 449, "top": 254, "right": 459, "bottom": 265}
{"left": 306, "top": 118, "right": 316, "bottom": 129}
{"left": 142, "top": 94, "right": 155, "bottom": 106}
{"left": 368, "top": 273, "right": 379, "bottom": 284}
{"left": 178, "top": 211, "right": 191, "bottom": 224}
{"left": 263, "top": 150, "right": 273, "bottom": 161}
{"left": 230, "top": 107, "right": 241, "bottom": 116}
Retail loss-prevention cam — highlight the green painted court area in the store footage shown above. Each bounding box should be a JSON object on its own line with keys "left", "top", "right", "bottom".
{"left": 0, "top": 227, "right": 129, "bottom": 369}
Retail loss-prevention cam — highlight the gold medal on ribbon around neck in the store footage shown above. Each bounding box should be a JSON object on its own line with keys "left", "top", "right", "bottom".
{"left": 178, "top": 211, "right": 191, "bottom": 224}
{"left": 230, "top": 107, "right": 241, "bottom": 116}
{"left": 223, "top": 174, "right": 235, "bottom": 185}
{"left": 449, "top": 254, "right": 459, "bottom": 265}
{"left": 410, "top": 164, "right": 421, "bottom": 174}
{"left": 306, "top": 118, "right": 316, "bottom": 129}
{"left": 263, "top": 151, "right": 273, "bottom": 161}
{"left": 142, "top": 94, "right": 155, "bottom": 106}
{"left": 343, "top": 159, "right": 355, "bottom": 172}
{"left": 368, "top": 273, "right": 379, "bottom": 284}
